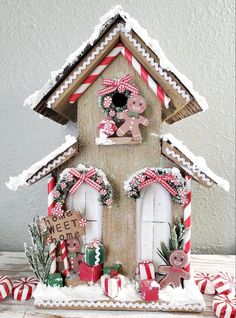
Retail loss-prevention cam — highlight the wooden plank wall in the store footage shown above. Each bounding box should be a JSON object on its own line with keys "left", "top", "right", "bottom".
{"left": 69, "top": 54, "right": 162, "bottom": 277}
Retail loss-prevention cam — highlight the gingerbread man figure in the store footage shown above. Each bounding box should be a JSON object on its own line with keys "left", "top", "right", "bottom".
{"left": 158, "top": 250, "right": 190, "bottom": 289}
{"left": 116, "top": 95, "right": 149, "bottom": 141}
{"left": 66, "top": 238, "right": 83, "bottom": 273}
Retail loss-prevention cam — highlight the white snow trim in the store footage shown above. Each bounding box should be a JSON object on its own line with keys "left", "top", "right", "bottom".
{"left": 6, "top": 135, "right": 77, "bottom": 191}
{"left": 33, "top": 278, "right": 204, "bottom": 311}
{"left": 24, "top": 5, "right": 208, "bottom": 112}
{"left": 161, "top": 133, "right": 230, "bottom": 191}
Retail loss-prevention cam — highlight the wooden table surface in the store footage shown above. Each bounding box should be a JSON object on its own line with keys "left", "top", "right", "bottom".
{"left": 0, "top": 252, "right": 235, "bottom": 317}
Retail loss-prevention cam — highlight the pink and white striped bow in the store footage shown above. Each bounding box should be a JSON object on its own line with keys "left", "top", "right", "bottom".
{"left": 139, "top": 169, "right": 177, "bottom": 196}
{"left": 97, "top": 74, "right": 139, "bottom": 96}
{"left": 69, "top": 168, "right": 101, "bottom": 195}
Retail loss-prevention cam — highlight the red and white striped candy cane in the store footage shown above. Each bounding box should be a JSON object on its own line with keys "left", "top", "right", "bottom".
{"left": 69, "top": 44, "right": 123, "bottom": 104}
{"left": 183, "top": 175, "right": 192, "bottom": 272}
{"left": 60, "top": 240, "right": 70, "bottom": 276}
{"left": 120, "top": 45, "right": 170, "bottom": 109}
{"left": 48, "top": 175, "right": 57, "bottom": 274}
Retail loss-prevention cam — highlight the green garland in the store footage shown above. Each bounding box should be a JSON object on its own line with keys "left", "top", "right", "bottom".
{"left": 125, "top": 167, "right": 187, "bottom": 205}
{"left": 53, "top": 165, "right": 113, "bottom": 207}
{"left": 98, "top": 89, "right": 132, "bottom": 122}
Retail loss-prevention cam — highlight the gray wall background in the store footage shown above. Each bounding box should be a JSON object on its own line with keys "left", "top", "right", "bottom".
{"left": 0, "top": 0, "right": 235, "bottom": 253}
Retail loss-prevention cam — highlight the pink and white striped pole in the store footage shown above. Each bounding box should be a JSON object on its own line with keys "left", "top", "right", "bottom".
{"left": 120, "top": 45, "right": 170, "bottom": 109}
{"left": 183, "top": 175, "right": 192, "bottom": 273}
{"left": 47, "top": 175, "right": 57, "bottom": 274}
{"left": 60, "top": 240, "right": 70, "bottom": 277}
{"left": 69, "top": 44, "right": 123, "bottom": 104}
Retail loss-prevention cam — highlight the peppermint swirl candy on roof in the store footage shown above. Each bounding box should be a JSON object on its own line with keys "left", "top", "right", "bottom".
{"left": 213, "top": 272, "right": 236, "bottom": 295}
{"left": 0, "top": 275, "right": 12, "bottom": 301}
{"left": 213, "top": 293, "right": 236, "bottom": 318}
{"left": 194, "top": 272, "right": 215, "bottom": 295}
{"left": 12, "top": 277, "right": 39, "bottom": 301}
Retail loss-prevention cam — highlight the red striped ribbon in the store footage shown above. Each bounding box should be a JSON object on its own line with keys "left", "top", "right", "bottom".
{"left": 139, "top": 170, "right": 177, "bottom": 196}
{"left": 69, "top": 168, "right": 101, "bottom": 195}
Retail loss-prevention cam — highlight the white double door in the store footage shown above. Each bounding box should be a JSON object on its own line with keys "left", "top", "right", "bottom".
{"left": 66, "top": 183, "right": 102, "bottom": 253}
{"left": 136, "top": 183, "right": 172, "bottom": 271}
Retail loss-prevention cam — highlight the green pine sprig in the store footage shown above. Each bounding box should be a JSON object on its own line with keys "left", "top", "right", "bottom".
{"left": 156, "top": 216, "right": 189, "bottom": 264}
{"left": 24, "top": 217, "right": 51, "bottom": 284}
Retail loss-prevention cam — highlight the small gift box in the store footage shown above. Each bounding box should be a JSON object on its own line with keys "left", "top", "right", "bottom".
{"left": 47, "top": 273, "right": 63, "bottom": 287}
{"left": 138, "top": 261, "right": 155, "bottom": 280}
{"left": 84, "top": 238, "right": 105, "bottom": 266}
{"left": 101, "top": 273, "right": 125, "bottom": 298}
{"left": 79, "top": 262, "right": 102, "bottom": 284}
{"left": 140, "top": 279, "right": 159, "bottom": 302}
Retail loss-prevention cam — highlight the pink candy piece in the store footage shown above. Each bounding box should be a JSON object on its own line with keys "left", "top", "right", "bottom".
{"left": 194, "top": 272, "right": 216, "bottom": 295}
{"left": 213, "top": 272, "right": 236, "bottom": 295}
{"left": 12, "top": 277, "right": 39, "bottom": 301}
{"left": 0, "top": 275, "right": 12, "bottom": 301}
{"left": 213, "top": 293, "right": 236, "bottom": 318}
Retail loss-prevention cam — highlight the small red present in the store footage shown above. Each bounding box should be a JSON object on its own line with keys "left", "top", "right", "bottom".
{"left": 79, "top": 262, "right": 102, "bottom": 284}
{"left": 138, "top": 261, "right": 155, "bottom": 280}
{"left": 140, "top": 279, "right": 159, "bottom": 302}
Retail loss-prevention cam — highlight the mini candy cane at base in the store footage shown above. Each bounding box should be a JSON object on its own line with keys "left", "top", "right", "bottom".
{"left": 183, "top": 175, "right": 192, "bottom": 272}
{"left": 48, "top": 175, "right": 57, "bottom": 273}
{"left": 60, "top": 240, "right": 70, "bottom": 276}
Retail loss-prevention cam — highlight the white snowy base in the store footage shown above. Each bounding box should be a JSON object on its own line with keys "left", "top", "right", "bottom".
{"left": 33, "top": 278, "right": 205, "bottom": 312}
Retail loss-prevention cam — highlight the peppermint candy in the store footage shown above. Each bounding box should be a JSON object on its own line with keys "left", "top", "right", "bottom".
{"left": 213, "top": 272, "right": 236, "bottom": 295}
{"left": 213, "top": 293, "right": 236, "bottom": 318}
{"left": 79, "top": 218, "right": 87, "bottom": 227}
{"left": 12, "top": 277, "right": 39, "bottom": 301}
{"left": 194, "top": 272, "right": 216, "bottom": 295}
{"left": 0, "top": 275, "right": 12, "bottom": 301}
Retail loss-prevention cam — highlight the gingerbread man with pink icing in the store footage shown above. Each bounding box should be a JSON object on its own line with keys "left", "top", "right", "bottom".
{"left": 116, "top": 95, "right": 149, "bottom": 141}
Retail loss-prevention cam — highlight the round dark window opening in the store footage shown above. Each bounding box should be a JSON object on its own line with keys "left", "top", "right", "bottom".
{"left": 112, "top": 93, "right": 128, "bottom": 108}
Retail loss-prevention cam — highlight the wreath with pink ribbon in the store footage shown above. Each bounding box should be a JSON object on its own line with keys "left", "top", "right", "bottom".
{"left": 124, "top": 167, "right": 188, "bottom": 205}
{"left": 97, "top": 74, "right": 139, "bottom": 122}
{"left": 52, "top": 165, "right": 113, "bottom": 215}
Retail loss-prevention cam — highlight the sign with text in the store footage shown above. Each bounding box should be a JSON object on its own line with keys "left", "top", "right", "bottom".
{"left": 39, "top": 210, "right": 86, "bottom": 244}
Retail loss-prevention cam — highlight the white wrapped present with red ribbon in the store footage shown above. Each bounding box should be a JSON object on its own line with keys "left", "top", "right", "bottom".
{"left": 0, "top": 275, "right": 12, "bottom": 301}
{"left": 12, "top": 277, "right": 39, "bottom": 301}
{"left": 101, "top": 273, "right": 125, "bottom": 298}
{"left": 138, "top": 261, "right": 155, "bottom": 280}
{"left": 194, "top": 272, "right": 216, "bottom": 295}
{"left": 213, "top": 293, "right": 236, "bottom": 318}
{"left": 213, "top": 272, "right": 236, "bottom": 295}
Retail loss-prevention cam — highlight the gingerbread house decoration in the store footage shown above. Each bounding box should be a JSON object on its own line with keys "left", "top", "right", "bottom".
{"left": 6, "top": 5, "right": 229, "bottom": 313}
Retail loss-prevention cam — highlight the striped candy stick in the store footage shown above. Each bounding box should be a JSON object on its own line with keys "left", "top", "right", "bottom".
{"left": 69, "top": 44, "right": 123, "bottom": 104}
{"left": 60, "top": 240, "right": 70, "bottom": 276}
{"left": 183, "top": 175, "right": 192, "bottom": 272}
{"left": 120, "top": 45, "right": 170, "bottom": 108}
{"left": 47, "top": 176, "right": 57, "bottom": 274}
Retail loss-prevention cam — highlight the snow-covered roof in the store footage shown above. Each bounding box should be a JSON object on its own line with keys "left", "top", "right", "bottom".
{"left": 160, "top": 134, "right": 229, "bottom": 191}
{"left": 6, "top": 135, "right": 78, "bottom": 191}
{"left": 24, "top": 5, "right": 208, "bottom": 124}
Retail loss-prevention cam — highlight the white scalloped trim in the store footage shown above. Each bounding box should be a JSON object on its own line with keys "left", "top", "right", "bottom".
{"left": 27, "top": 146, "right": 76, "bottom": 185}
{"left": 165, "top": 147, "right": 214, "bottom": 186}
{"left": 46, "top": 24, "right": 123, "bottom": 108}
{"left": 46, "top": 23, "right": 190, "bottom": 109}
{"left": 34, "top": 298, "right": 204, "bottom": 311}
{"left": 120, "top": 25, "right": 191, "bottom": 102}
